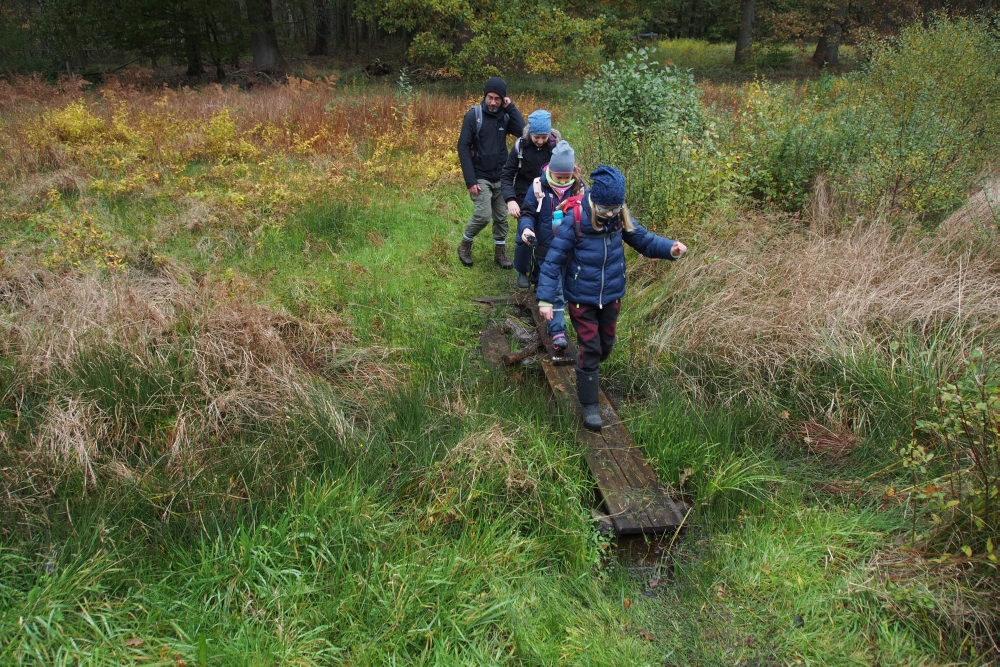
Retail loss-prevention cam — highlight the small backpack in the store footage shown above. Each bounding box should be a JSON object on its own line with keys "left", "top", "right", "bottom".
{"left": 557, "top": 194, "right": 587, "bottom": 244}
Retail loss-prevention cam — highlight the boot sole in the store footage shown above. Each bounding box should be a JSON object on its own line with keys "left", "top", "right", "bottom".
{"left": 584, "top": 421, "right": 602, "bottom": 432}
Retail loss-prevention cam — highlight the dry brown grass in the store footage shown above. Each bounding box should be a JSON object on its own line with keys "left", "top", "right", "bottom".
{"left": 418, "top": 424, "right": 544, "bottom": 526}
{"left": 637, "top": 219, "right": 1000, "bottom": 396}
{"left": 0, "top": 257, "right": 400, "bottom": 525}
{"left": 0, "top": 74, "right": 539, "bottom": 185}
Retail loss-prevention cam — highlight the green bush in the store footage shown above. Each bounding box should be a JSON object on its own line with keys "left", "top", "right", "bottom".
{"left": 729, "top": 18, "right": 1000, "bottom": 222}
{"left": 904, "top": 350, "right": 1000, "bottom": 560}
{"left": 579, "top": 47, "right": 724, "bottom": 225}
{"left": 580, "top": 47, "right": 704, "bottom": 139}
{"left": 851, "top": 17, "right": 1000, "bottom": 224}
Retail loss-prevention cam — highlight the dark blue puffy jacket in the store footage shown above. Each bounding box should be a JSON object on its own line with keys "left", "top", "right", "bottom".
{"left": 537, "top": 192, "right": 677, "bottom": 308}
{"left": 516, "top": 168, "right": 584, "bottom": 265}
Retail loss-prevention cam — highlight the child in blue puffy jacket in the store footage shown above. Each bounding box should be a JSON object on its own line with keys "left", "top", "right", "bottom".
{"left": 537, "top": 166, "right": 688, "bottom": 431}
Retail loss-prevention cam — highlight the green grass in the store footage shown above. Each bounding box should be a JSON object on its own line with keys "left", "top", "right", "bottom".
{"left": 1, "top": 175, "right": 988, "bottom": 665}
{"left": 3, "top": 54, "right": 997, "bottom": 661}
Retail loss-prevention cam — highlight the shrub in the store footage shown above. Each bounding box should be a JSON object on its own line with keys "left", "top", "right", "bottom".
{"left": 579, "top": 48, "right": 720, "bottom": 225}
{"left": 903, "top": 350, "right": 1000, "bottom": 560}
{"left": 730, "top": 18, "right": 1000, "bottom": 222}
{"left": 851, "top": 17, "right": 1000, "bottom": 224}
{"left": 580, "top": 47, "right": 704, "bottom": 139}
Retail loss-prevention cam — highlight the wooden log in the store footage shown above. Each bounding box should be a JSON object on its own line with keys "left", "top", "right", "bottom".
{"left": 479, "top": 328, "right": 510, "bottom": 368}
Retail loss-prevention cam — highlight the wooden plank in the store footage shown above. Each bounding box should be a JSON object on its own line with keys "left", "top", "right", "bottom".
{"left": 472, "top": 296, "right": 517, "bottom": 306}
{"left": 521, "top": 294, "right": 687, "bottom": 536}
{"left": 540, "top": 358, "right": 653, "bottom": 533}
{"left": 479, "top": 328, "right": 510, "bottom": 368}
{"left": 514, "top": 292, "right": 579, "bottom": 364}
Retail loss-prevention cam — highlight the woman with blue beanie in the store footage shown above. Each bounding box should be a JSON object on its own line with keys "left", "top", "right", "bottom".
{"left": 500, "top": 109, "right": 564, "bottom": 289}
{"left": 536, "top": 166, "right": 687, "bottom": 431}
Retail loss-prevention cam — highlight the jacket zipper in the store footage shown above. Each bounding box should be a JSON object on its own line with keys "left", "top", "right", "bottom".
{"left": 599, "top": 236, "right": 607, "bottom": 308}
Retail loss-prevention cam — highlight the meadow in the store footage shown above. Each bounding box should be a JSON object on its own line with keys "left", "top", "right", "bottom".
{"left": 2, "top": 18, "right": 999, "bottom": 666}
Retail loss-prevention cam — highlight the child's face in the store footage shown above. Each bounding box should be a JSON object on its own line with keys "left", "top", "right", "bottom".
{"left": 549, "top": 171, "right": 574, "bottom": 186}
{"left": 530, "top": 133, "right": 548, "bottom": 147}
{"left": 594, "top": 203, "right": 623, "bottom": 221}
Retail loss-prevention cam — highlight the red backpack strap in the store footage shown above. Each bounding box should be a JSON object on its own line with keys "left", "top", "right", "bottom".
{"left": 556, "top": 194, "right": 586, "bottom": 243}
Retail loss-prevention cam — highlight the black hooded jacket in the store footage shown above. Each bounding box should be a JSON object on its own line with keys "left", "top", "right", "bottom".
{"left": 457, "top": 100, "right": 525, "bottom": 187}
{"left": 500, "top": 127, "right": 563, "bottom": 204}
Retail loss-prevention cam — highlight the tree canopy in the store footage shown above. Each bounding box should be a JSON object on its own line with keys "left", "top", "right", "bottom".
{"left": 0, "top": 0, "right": 993, "bottom": 77}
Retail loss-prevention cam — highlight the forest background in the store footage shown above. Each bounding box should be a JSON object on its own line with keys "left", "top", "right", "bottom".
{"left": 2, "top": 1, "right": 1000, "bottom": 666}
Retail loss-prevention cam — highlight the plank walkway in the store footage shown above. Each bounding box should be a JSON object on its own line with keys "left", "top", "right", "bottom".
{"left": 478, "top": 293, "right": 689, "bottom": 536}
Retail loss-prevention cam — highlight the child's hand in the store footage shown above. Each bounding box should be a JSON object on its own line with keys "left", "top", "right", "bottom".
{"left": 670, "top": 241, "right": 688, "bottom": 258}
{"left": 539, "top": 306, "right": 554, "bottom": 321}
{"left": 507, "top": 201, "right": 521, "bottom": 218}
{"left": 521, "top": 229, "right": 536, "bottom": 245}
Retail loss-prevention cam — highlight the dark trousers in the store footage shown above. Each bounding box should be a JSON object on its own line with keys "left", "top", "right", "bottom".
{"left": 568, "top": 300, "right": 621, "bottom": 372}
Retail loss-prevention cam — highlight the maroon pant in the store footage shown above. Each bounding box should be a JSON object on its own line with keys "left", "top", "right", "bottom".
{"left": 568, "top": 300, "right": 621, "bottom": 372}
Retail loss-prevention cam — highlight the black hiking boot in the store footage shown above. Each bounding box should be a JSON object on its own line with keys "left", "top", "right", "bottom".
{"left": 494, "top": 244, "right": 513, "bottom": 269}
{"left": 581, "top": 403, "right": 603, "bottom": 432}
{"left": 458, "top": 239, "right": 473, "bottom": 267}
{"left": 576, "top": 366, "right": 602, "bottom": 432}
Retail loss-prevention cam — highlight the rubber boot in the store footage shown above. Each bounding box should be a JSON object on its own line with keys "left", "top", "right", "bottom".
{"left": 576, "top": 366, "right": 602, "bottom": 432}
{"left": 517, "top": 272, "right": 530, "bottom": 289}
{"left": 494, "top": 244, "right": 513, "bottom": 269}
{"left": 458, "top": 239, "right": 473, "bottom": 267}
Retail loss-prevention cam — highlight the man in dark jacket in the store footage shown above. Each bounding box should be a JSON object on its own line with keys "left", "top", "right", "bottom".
{"left": 456, "top": 76, "right": 525, "bottom": 268}
{"left": 501, "top": 109, "right": 562, "bottom": 287}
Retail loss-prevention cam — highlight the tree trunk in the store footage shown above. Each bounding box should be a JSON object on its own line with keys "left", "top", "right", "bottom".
{"left": 812, "top": 0, "right": 847, "bottom": 66}
{"left": 183, "top": 30, "right": 204, "bottom": 76}
{"left": 247, "top": 0, "right": 285, "bottom": 71}
{"left": 734, "top": 0, "right": 754, "bottom": 65}
{"left": 309, "top": 0, "right": 328, "bottom": 55}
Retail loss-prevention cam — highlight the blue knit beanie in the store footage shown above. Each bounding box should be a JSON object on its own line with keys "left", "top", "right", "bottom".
{"left": 548, "top": 140, "right": 575, "bottom": 173}
{"left": 527, "top": 109, "right": 552, "bottom": 136}
{"left": 589, "top": 165, "right": 626, "bottom": 206}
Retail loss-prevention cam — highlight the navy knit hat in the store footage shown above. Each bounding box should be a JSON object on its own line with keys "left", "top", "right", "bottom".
{"left": 589, "top": 165, "right": 626, "bottom": 206}
{"left": 484, "top": 76, "right": 507, "bottom": 99}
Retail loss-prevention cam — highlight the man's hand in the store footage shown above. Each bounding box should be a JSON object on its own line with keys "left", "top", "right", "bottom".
{"left": 468, "top": 184, "right": 481, "bottom": 196}
{"left": 503, "top": 96, "right": 512, "bottom": 108}
{"left": 539, "top": 306, "right": 554, "bottom": 321}
{"left": 521, "top": 228, "right": 535, "bottom": 245}
{"left": 507, "top": 201, "right": 521, "bottom": 218}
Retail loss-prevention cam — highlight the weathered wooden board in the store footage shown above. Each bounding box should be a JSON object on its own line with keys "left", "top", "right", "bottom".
{"left": 540, "top": 358, "right": 687, "bottom": 534}
{"left": 476, "top": 292, "right": 688, "bottom": 536}
{"left": 479, "top": 327, "right": 510, "bottom": 368}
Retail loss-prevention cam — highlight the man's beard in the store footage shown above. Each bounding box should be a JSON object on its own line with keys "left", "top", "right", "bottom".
{"left": 486, "top": 101, "right": 501, "bottom": 112}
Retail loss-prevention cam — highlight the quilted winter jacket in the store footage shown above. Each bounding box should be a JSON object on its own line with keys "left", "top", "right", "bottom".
{"left": 537, "top": 193, "right": 677, "bottom": 308}
{"left": 516, "top": 167, "right": 584, "bottom": 266}
{"left": 500, "top": 127, "right": 562, "bottom": 204}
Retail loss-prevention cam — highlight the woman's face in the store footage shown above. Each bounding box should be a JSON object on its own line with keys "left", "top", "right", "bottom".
{"left": 530, "top": 133, "right": 548, "bottom": 147}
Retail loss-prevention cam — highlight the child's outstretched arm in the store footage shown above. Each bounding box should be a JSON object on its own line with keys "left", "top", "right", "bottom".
{"left": 536, "top": 216, "right": 575, "bottom": 320}
{"left": 622, "top": 217, "right": 687, "bottom": 259}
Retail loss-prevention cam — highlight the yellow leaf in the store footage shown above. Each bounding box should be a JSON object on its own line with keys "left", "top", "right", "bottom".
{"left": 961, "top": 545, "right": 972, "bottom": 558}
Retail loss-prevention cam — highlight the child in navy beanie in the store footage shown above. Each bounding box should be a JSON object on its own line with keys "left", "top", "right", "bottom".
{"left": 536, "top": 165, "right": 688, "bottom": 431}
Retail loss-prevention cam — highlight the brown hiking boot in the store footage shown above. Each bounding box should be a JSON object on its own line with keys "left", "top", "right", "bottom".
{"left": 494, "top": 244, "right": 513, "bottom": 269}
{"left": 458, "top": 238, "right": 473, "bottom": 267}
